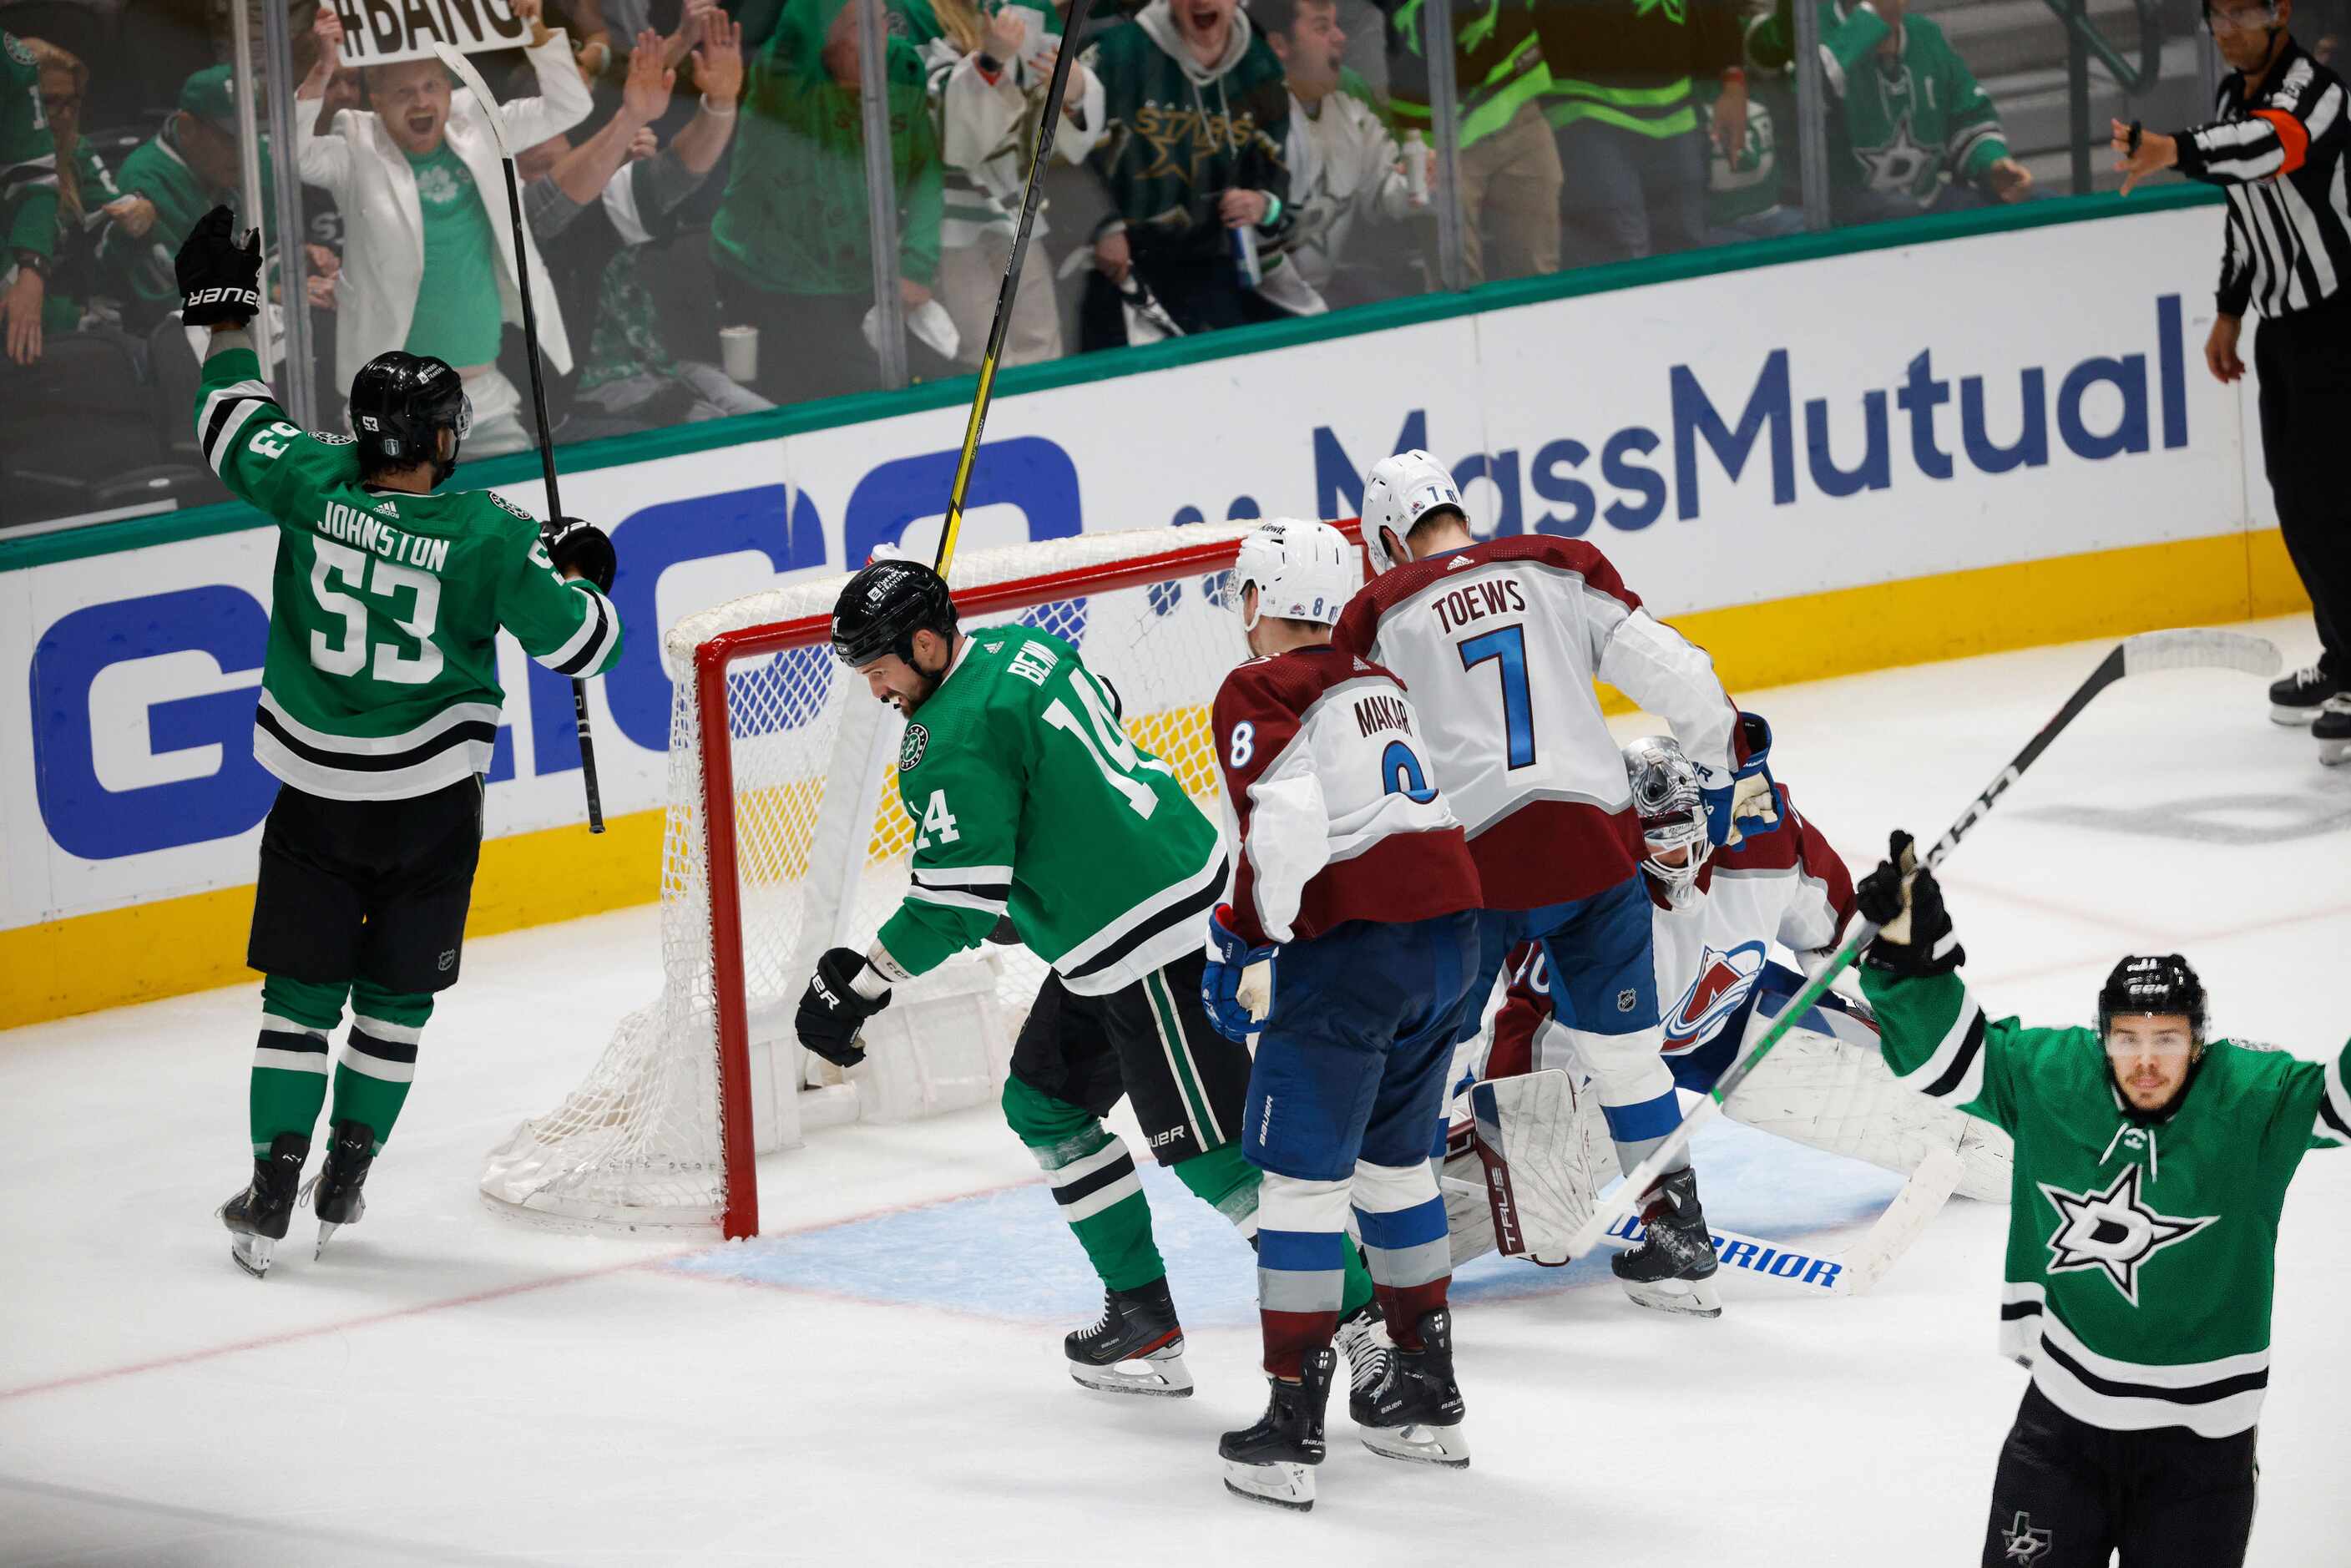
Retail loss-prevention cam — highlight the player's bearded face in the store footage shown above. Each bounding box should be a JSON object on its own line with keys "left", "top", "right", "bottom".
{"left": 859, "top": 633, "right": 949, "bottom": 715}
{"left": 2106, "top": 1014, "right": 2197, "bottom": 1112}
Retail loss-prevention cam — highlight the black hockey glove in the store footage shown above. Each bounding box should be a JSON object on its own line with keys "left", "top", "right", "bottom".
{"left": 175, "top": 205, "right": 261, "bottom": 329}
{"left": 546, "top": 517, "right": 617, "bottom": 594}
{"left": 795, "top": 946, "right": 891, "bottom": 1069}
{"left": 1854, "top": 831, "right": 1964, "bottom": 979}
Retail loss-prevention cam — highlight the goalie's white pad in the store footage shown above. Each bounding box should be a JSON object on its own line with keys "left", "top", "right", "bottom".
{"left": 1722, "top": 1011, "right": 2011, "bottom": 1204}
{"left": 1441, "top": 1070, "right": 1610, "bottom": 1267}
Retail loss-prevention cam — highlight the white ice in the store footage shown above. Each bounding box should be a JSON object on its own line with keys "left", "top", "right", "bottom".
{"left": 3, "top": 615, "right": 2348, "bottom": 1566}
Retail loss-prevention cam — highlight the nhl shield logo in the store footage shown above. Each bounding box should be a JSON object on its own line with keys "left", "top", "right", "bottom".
{"left": 900, "top": 723, "right": 928, "bottom": 771}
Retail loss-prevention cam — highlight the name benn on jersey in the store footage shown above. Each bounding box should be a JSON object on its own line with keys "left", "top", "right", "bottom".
{"left": 1352, "top": 690, "right": 1413, "bottom": 739}
{"left": 1430, "top": 576, "right": 1527, "bottom": 635}
{"left": 316, "top": 502, "right": 450, "bottom": 573}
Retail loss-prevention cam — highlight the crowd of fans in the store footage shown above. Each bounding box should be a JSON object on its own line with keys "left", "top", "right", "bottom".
{"left": 1, "top": 0, "right": 2062, "bottom": 526}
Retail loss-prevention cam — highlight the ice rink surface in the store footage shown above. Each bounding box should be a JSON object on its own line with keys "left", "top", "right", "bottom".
{"left": 3, "top": 615, "right": 2348, "bottom": 1566}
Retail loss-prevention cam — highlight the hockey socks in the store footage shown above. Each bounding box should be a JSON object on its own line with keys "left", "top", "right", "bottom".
{"left": 250, "top": 975, "right": 345, "bottom": 1155}
{"left": 1174, "top": 1143, "right": 1378, "bottom": 1321}
{"left": 1003, "top": 1075, "right": 1165, "bottom": 1292}
{"left": 1255, "top": 1171, "right": 1352, "bottom": 1378}
{"left": 1351, "top": 1160, "right": 1453, "bottom": 1351}
{"left": 330, "top": 983, "right": 429, "bottom": 1152}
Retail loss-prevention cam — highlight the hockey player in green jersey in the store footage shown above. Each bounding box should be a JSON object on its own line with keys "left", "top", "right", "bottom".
{"left": 1854, "top": 832, "right": 2348, "bottom": 1567}
{"left": 175, "top": 207, "right": 624, "bottom": 1278}
{"left": 794, "top": 559, "right": 1385, "bottom": 1398}
{"left": 1749, "top": 0, "right": 2032, "bottom": 219}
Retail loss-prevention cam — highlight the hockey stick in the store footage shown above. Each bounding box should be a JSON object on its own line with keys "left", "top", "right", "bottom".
{"left": 933, "top": 0, "right": 1095, "bottom": 579}
{"left": 433, "top": 43, "right": 606, "bottom": 833}
{"left": 1560, "top": 628, "right": 2283, "bottom": 1263}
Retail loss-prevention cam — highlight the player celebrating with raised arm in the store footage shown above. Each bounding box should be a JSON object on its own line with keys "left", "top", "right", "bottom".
{"left": 176, "top": 209, "right": 624, "bottom": 1277}
{"left": 1334, "top": 451, "right": 1777, "bottom": 1315}
{"left": 1201, "top": 521, "right": 1484, "bottom": 1510}
{"left": 795, "top": 559, "right": 1383, "bottom": 1398}
{"left": 1853, "top": 836, "right": 2349, "bottom": 1566}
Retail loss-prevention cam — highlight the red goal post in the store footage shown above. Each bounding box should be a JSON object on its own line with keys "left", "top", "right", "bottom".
{"left": 482, "top": 518, "right": 1364, "bottom": 1241}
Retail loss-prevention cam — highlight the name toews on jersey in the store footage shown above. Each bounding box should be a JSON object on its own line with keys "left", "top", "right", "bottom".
{"left": 1209, "top": 645, "right": 1481, "bottom": 947}
{"left": 1332, "top": 536, "right": 1742, "bottom": 911}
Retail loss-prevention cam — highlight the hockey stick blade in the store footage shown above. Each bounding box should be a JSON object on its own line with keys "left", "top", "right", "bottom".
{"left": 432, "top": 44, "right": 513, "bottom": 156}
{"left": 2119, "top": 627, "right": 2281, "bottom": 679}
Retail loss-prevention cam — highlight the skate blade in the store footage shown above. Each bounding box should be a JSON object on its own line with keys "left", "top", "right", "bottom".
{"left": 1222, "top": 1459, "right": 1316, "bottom": 1510}
{"left": 1361, "top": 1422, "right": 1470, "bottom": 1468}
{"left": 2320, "top": 740, "right": 2351, "bottom": 767}
{"left": 1069, "top": 1346, "right": 1194, "bottom": 1398}
{"left": 228, "top": 1233, "right": 274, "bottom": 1279}
{"left": 314, "top": 1220, "right": 341, "bottom": 1261}
{"left": 2273, "top": 703, "right": 2330, "bottom": 726}
{"left": 1621, "top": 1275, "right": 1723, "bottom": 1318}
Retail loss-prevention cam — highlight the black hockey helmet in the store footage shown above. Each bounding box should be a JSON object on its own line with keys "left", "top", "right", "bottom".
{"left": 832, "top": 559, "right": 958, "bottom": 667}
{"left": 349, "top": 351, "right": 472, "bottom": 484}
{"left": 2097, "top": 953, "right": 2207, "bottom": 1045}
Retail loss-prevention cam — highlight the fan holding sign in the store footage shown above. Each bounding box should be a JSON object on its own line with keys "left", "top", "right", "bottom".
{"left": 294, "top": 0, "right": 588, "bottom": 455}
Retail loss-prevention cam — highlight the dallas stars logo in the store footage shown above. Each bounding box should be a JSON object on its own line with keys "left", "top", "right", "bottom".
{"left": 2000, "top": 1511, "right": 2052, "bottom": 1565}
{"left": 2037, "top": 1163, "right": 2216, "bottom": 1306}
{"left": 1858, "top": 114, "right": 1936, "bottom": 194}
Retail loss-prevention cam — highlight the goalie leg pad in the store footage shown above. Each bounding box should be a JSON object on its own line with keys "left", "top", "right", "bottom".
{"left": 1464, "top": 1070, "right": 1606, "bottom": 1260}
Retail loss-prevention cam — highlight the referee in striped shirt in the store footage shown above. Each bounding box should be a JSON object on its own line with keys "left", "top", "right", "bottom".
{"left": 2112, "top": 1, "right": 2351, "bottom": 756}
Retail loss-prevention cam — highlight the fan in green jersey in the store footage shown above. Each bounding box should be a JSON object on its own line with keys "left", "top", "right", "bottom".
{"left": 1855, "top": 832, "right": 2348, "bottom": 1567}
{"left": 175, "top": 206, "right": 624, "bottom": 1281}
{"left": 793, "top": 558, "right": 1388, "bottom": 1399}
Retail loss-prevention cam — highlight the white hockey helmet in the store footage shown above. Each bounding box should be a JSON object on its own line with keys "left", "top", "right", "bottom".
{"left": 1361, "top": 449, "right": 1466, "bottom": 575}
{"left": 1623, "top": 735, "right": 1711, "bottom": 898}
{"left": 1226, "top": 518, "right": 1358, "bottom": 629}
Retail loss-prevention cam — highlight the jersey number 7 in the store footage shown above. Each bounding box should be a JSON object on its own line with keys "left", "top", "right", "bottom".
{"left": 1459, "top": 625, "right": 1535, "bottom": 769}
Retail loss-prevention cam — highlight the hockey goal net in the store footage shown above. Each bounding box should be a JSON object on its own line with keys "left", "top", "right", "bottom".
{"left": 481, "top": 520, "right": 1355, "bottom": 1238}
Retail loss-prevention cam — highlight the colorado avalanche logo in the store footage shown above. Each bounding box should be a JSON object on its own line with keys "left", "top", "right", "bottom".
{"left": 1663, "top": 941, "right": 1767, "bottom": 1053}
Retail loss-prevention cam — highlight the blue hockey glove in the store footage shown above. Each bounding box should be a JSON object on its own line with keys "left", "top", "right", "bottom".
{"left": 1202, "top": 905, "right": 1276, "bottom": 1043}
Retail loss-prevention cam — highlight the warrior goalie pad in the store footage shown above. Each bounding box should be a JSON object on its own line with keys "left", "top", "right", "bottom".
{"left": 1443, "top": 1070, "right": 1610, "bottom": 1267}
{"left": 1722, "top": 969, "right": 2011, "bottom": 1204}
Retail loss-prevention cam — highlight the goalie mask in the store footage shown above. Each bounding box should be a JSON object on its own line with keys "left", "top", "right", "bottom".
{"left": 1623, "top": 735, "right": 1710, "bottom": 901}
{"left": 1360, "top": 449, "right": 1464, "bottom": 576}
{"left": 1226, "top": 518, "right": 1357, "bottom": 630}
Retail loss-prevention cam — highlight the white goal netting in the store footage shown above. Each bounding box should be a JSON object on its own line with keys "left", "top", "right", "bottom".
{"left": 480, "top": 522, "right": 1290, "bottom": 1236}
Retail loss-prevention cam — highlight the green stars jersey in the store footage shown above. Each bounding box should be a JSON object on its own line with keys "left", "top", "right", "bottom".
{"left": 1750, "top": 0, "right": 2009, "bottom": 206}
{"left": 1862, "top": 964, "right": 2351, "bottom": 1437}
{"left": 3, "top": 32, "right": 57, "bottom": 261}
{"left": 196, "top": 337, "right": 623, "bottom": 802}
{"left": 874, "top": 628, "right": 1226, "bottom": 998}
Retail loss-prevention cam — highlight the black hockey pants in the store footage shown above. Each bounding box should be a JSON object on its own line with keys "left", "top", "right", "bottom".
{"left": 1982, "top": 1383, "right": 2257, "bottom": 1567}
{"left": 2255, "top": 291, "right": 2351, "bottom": 680}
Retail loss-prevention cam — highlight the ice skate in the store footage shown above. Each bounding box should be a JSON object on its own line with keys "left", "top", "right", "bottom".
{"left": 218, "top": 1132, "right": 310, "bottom": 1279}
{"left": 301, "top": 1120, "right": 377, "bottom": 1258}
{"left": 2314, "top": 695, "right": 2351, "bottom": 766}
{"left": 1220, "top": 1347, "right": 1335, "bottom": 1510}
{"left": 1333, "top": 1302, "right": 1392, "bottom": 1405}
{"left": 2270, "top": 662, "right": 2338, "bottom": 725}
{"left": 1612, "top": 1168, "right": 1723, "bottom": 1318}
{"left": 1351, "top": 1308, "right": 1469, "bottom": 1467}
{"left": 1065, "top": 1277, "right": 1192, "bottom": 1397}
